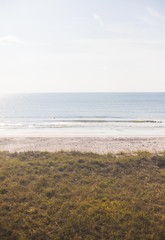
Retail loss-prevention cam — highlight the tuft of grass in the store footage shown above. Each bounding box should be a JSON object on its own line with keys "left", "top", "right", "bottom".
{"left": 0, "top": 151, "right": 165, "bottom": 240}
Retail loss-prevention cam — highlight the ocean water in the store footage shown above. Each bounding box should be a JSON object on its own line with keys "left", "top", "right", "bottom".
{"left": 0, "top": 92, "right": 165, "bottom": 136}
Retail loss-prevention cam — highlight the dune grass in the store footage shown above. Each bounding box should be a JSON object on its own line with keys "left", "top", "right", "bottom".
{"left": 0, "top": 151, "right": 165, "bottom": 240}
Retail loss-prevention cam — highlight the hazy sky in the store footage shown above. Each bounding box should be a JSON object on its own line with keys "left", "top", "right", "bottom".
{"left": 0, "top": 0, "right": 165, "bottom": 93}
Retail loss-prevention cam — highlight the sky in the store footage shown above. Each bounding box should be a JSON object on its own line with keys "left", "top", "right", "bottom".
{"left": 0, "top": 0, "right": 165, "bottom": 93}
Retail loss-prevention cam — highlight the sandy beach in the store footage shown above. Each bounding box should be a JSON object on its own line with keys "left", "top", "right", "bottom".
{"left": 0, "top": 136, "right": 165, "bottom": 153}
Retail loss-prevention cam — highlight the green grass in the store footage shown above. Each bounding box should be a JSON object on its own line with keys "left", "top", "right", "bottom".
{"left": 0, "top": 151, "right": 165, "bottom": 240}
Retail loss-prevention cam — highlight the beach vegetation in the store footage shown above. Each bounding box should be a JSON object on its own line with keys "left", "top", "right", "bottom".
{"left": 0, "top": 151, "right": 165, "bottom": 240}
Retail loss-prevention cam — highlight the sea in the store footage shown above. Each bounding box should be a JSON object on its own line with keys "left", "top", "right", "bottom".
{"left": 0, "top": 92, "right": 165, "bottom": 136}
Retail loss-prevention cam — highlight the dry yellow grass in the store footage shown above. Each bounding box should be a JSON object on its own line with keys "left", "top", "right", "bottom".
{"left": 0, "top": 151, "right": 165, "bottom": 240}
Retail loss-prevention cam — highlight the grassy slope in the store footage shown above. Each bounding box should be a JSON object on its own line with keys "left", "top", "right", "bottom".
{"left": 0, "top": 151, "right": 165, "bottom": 240}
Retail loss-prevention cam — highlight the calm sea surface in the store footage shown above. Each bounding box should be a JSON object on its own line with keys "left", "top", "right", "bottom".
{"left": 0, "top": 92, "right": 165, "bottom": 136}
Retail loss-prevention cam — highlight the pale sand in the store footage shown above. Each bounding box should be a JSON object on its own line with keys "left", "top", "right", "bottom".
{"left": 0, "top": 136, "right": 165, "bottom": 153}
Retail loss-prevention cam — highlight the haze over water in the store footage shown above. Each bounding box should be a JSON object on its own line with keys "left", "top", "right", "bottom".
{"left": 0, "top": 92, "right": 165, "bottom": 136}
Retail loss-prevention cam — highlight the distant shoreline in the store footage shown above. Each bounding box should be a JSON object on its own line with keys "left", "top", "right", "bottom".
{"left": 0, "top": 136, "right": 165, "bottom": 153}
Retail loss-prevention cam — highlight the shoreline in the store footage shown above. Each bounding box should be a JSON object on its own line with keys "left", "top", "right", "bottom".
{"left": 0, "top": 136, "right": 165, "bottom": 153}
